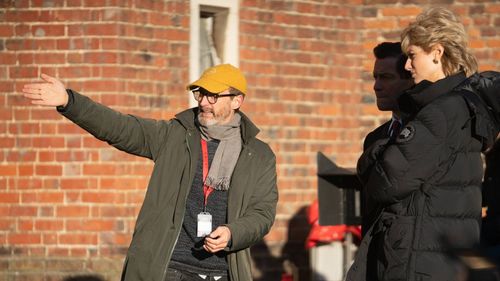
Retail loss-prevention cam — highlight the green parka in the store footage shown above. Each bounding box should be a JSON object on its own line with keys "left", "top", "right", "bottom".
{"left": 59, "top": 90, "right": 278, "bottom": 281}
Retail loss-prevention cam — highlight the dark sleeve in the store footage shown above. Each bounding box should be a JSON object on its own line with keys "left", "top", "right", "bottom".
{"left": 363, "top": 123, "right": 389, "bottom": 151}
{"left": 57, "top": 89, "right": 171, "bottom": 160}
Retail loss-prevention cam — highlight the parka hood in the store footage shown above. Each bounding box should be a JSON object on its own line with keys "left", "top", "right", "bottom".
{"left": 457, "top": 71, "right": 500, "bottom": 151}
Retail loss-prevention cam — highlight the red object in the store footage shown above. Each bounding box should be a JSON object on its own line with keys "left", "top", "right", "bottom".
{"left": 281, "top": 273, "right": 293, "bottom": 281}
{"left": 305, "top": 200, "right": 361, "bottom": 249}
{"left": 201, "top": 139, "right": 214, "bottom": 210}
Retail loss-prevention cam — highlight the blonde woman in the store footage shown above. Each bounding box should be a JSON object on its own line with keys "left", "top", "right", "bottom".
{"left": 347, "top": 7, "right": 500, "bottom": 281}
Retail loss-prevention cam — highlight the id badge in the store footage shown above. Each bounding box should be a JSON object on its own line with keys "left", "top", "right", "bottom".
{"left": 197, "top": 212, "right": 212, "bottom": 237}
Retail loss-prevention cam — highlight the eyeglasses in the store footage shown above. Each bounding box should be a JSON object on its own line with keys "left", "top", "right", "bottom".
{"left": 192, "top": 88, "right": 237, "bottom": 104}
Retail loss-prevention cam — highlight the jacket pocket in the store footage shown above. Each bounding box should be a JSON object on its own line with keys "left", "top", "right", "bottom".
{"left": 380, "top": 215, "right": 415, "bottom": 280}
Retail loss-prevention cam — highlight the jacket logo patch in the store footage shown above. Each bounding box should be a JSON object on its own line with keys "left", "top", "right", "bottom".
{"left": 396, "top": 125, "right": 415, "bottom": 143}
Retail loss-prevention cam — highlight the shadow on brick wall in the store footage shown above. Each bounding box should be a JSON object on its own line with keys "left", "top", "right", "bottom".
{"left": 63, "top": 275, "right": 105, "bottom": 281}
{"left": 281, "top": 206, "right": 313, "bottom": 280}
{"left": 252, "top": 206, "right": 328, "bottom": 281}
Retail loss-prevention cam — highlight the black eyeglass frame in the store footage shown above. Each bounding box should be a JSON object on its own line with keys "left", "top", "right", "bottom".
{"left": 191, "top": 88, "right": 238, "bottom": 104}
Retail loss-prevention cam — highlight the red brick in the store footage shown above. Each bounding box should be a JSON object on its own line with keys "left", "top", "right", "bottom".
{"left": 86, "top": 23, "right": 119, "bottom": 36}
{"left": 98, "top": 206, "right": 136, "bottom": 217}
{"left": 0, "top": 165, "right": 16, "bottom": 176}
{"left": 0, "top": 137, "right": 15, "bottom": 148}
{"left": 9, "top": 66, "right": 38, "bottom": 79}
{"left": 13, "top": 109, "right": 30, "bottom": 120}
{"left": 43, "top": 233, "right": 57, "bottom": 244}
{"left": 70, "top": 247, "right": 89, "bottom": 257}
{"left": 18, "top": 164, "right": 34, "bottom": 176}
{"left": 56, "top": 206, "right": 90, "bottom": 217}
{"left": 22, "top": 191, "right": 64, "bottom": 203}
{"left": 83, "top": 164, "right": 116, "bottom": 175}
{"left": 65, "top": 191, "right": 80, "bottom": 202}
{"left": 66, "top": 219, "right": 116, "bottom": 231}
{"left": 0, "top": 219, "right": 15, "bottom": 231}
{"left": 40, "top": 206, "right": 54, "bottom": 217}
{"left": 37, "top": 151, "right": 54, "bottom": 162}
{"left": 10, "top": 178, "right": 42, "bottom": 190}
{"left": 33, "top": 53, "right": 66, "bottom": 64}
{"left": 9, "top": 206, "right": 37, "bottom": 216}
{"left": 83, "top": 52, "right": 118, "bottom": 64}
{"left": 38, "top": 192, "right": 64, "bottom": 203}
{"left": 9, "top": 123, "right": 41, "bottom": 134}
{"left": 103, "top": 233, "right": 131, "bottom": 245}
{"left": 32, "top": 24, "right": 65, "bottom": 37}
{"left": 66, "top": 137, "right": 82, "bottom": 148}
{"left": 18, "top": 220, "right": 34, "bottom": 231}
{"left": 0, "top": 82, "right": 14, "bottom": 94}
{"left": 0, "top": 24, "right": 14, "bottom": 36}
{"left": 82, "top": 192, "right": 124, "bottom": 203}
{"left": 31, "top": 109, "right": 61, "bottom": 121}
{"left": 56, "top": 151, "right": 95, "bottom": 162}
{"left": 381, "top": 6, "right": 421, "bottom": 16}
{"left": 60, "top": 178, "right": 89, "bottom": 190}
{"left": 17, "top": 53, "right": 35, "bottom": 65}
{"left": 35, "top": 220, "right": 64, "bottom": 231}
{"left": 48, "top": 247, "right": 70, "bottom": 256}
{"left": 35, "top": 164, "right": 62, "bottom": 176}
{"left": 59, "top": 233, "right": 97, "bottom": 245}
{"left": 126, "top": 192, "right": 145, "bottom": 204}
{"left": 42, "top": 179, "right": 60, "bottom": 189}
{"left": 486, "top": 4, "right": 500, "bottom": 13}
{"left": 8, "top": 233, "right": 41, "bottom": 244}
{"left": 32, "top": 137, "right": 65, "bottom": 148}
{"left": 100, "top": 178, "right": 139, "bottom": 190}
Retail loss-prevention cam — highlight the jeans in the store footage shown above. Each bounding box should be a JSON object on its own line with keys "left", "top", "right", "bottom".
{"left": 165, "top": 267, "right": 229, "bottom": 281}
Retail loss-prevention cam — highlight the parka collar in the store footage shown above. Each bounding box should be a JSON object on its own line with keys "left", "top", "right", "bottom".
{"left": 399, "top": 72, "right": 467, "bottom": 118}
{"left": 174, "top": 108, "right": 260, "bottom": 144}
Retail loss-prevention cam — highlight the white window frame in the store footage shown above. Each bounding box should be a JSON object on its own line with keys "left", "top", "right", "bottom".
{"left": 189, "top": 0, "right": 239, "bottom": 107}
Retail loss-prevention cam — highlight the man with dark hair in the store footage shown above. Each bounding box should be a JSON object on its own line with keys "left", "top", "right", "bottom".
{"left": 350, "top": 41, "right": 413, "bottom": 281}
{"left": 360, "top": 42, "right": 413, "bottom": 238}
{"left": 363, "top": 42, "right": 413, "bottom": 150}
{"left": 22, "top": 64, "right": 278, "bottom": 281}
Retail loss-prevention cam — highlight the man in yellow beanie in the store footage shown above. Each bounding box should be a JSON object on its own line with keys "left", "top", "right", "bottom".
{"left": 22, "top": 64, "right": 278, "bottom": 281}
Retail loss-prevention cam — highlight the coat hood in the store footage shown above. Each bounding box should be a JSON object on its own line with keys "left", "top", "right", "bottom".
{"left": 456, "top": 71, "right": 500, "bottom": 150}
{"left": 468, "top": 71, "right": 500, "bottom": 127}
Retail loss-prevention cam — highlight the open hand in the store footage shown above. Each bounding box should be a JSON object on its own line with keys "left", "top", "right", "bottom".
{"left": 203, "top": 226, "right": 231, "bottom": 253}
{"left": 22, "top": 73, "right": 68, "bottom": 107}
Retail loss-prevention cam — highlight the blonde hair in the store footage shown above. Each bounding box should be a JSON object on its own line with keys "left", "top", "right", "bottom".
{"left": 401, "top": 7, "right": 478, "bottom": 77}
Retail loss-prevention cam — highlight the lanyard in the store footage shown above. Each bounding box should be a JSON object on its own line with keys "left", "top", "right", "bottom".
{"left": 201, "top": 139, "right": 214, "bottom": 211}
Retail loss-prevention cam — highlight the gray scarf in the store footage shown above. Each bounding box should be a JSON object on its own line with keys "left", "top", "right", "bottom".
{"left": 197, "top": 113, "right": 242, "bottom": 190}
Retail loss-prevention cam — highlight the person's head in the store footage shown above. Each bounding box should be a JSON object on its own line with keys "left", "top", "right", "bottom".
{"left": 187, "top": 64, "right": 246, "bottom": 126}
{"left": 401, "top": 7, "right": 478, "bottom": 84}
{"left": 372, "top": 42, "right": 413, "bottom": 114}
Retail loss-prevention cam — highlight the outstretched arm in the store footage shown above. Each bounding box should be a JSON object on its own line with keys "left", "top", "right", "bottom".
{"left": 22, "top": 73, "right": 69, "bottom": 107}
{"left": 21, "top": 73, "right": 171, "bottom": 160}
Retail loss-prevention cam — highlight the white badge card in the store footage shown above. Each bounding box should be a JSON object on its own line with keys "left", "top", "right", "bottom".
{"left": 197, "top": 212, "right": 212, "bottom": 237}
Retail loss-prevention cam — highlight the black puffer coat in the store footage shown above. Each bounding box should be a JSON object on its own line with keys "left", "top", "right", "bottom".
{"left": 346, "top": 72, "right": 500, "bottom": 281}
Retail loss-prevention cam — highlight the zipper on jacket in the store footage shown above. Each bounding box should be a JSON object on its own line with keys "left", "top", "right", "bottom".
{"left": 161, "top": 131, "right": 195, "bottom": 281}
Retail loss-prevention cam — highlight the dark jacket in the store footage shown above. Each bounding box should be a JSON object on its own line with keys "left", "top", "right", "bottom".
{"left": 347, "top": 72, "right": 500, "bottom": 281}
{"left": 361, "top": 121, "right": 391, "bottom": 237}
{"left": 363, "top": 121, "right": 391, "bottom": 151}
{"left": 59, "top": 91, "right": 278, "bottom": 281}
{"left": 482, "top": 139, "right": 500, "bottom": 247}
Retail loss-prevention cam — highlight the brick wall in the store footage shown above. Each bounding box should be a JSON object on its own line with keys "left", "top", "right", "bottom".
{"left": 1, "top": 0, "right": 499, "bottom": 280}
{"left": 1, "top": 1, "right": 190, "bottom": 279}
